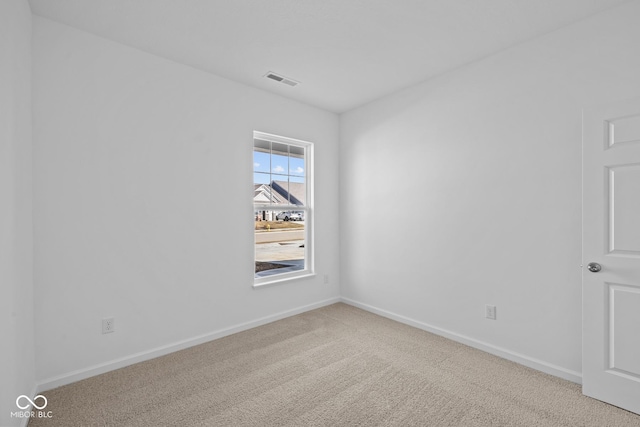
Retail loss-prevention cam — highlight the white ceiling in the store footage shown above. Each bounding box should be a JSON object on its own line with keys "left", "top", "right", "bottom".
{"left": 28, "top": 0, "right": 630, "bottom": 113}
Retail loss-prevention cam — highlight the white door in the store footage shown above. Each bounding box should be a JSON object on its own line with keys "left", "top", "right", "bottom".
{"left": 583, "top": 97, "right": 640, "bottom": 415}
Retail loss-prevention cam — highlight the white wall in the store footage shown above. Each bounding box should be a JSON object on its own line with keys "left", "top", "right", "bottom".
{"left": 0, "top": 0, "right": 35, "bottom": 425}
{"left": 340, "top": 0, "right": 640, "bottom": 379}
{"left": 33, "top": 17, "right": 340, "bottom": 385}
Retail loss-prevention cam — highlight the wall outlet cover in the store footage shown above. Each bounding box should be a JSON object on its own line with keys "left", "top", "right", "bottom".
{"left": 485, "top": 305, "right": 497, "bottom": 320}
{"left": 102, "top": 317, "right": 115, "bottom": 334}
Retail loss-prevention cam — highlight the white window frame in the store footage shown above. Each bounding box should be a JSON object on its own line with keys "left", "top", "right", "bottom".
{"left": 253, "top": 131, "right": 314, "bottom": 287}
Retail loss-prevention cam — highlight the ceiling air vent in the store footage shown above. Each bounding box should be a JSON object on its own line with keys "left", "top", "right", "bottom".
{"left": 264, "top": 72, "right": 299, "bottom": 87}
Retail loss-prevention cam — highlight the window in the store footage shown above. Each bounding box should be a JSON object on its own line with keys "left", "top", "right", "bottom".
{"left": 253, "top": 131, "right": 313, "bottom": 286}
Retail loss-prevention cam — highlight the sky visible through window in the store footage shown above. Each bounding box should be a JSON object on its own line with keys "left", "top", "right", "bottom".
{"left": 253, "top": 149, "right": 305, "bottom": 186}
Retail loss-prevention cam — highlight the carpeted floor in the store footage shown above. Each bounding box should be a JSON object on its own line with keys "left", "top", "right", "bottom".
{"left": 29, "top": 303, "right": 640, "bottom": 426}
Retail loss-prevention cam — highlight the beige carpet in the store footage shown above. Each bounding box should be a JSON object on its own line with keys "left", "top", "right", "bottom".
{"left": 29, "top": 303, "right": 640, "bottom": 427}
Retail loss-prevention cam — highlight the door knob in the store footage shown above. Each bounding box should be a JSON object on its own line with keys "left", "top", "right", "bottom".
{"left": 587, "top": 262, "right": 602, "bottom": 273}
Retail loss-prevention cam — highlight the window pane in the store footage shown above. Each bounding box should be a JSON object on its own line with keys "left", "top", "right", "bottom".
{"left": 290, "top": 155, "right": 305, "bottom": 177}
{"left": 289, "top": 145, "right": 304, "bottom": 158}
{"left": 253, "top": 150, "right": 270, "bottom": 173}
{"left": 254, "top": 172, "right": 270, "bottom": 185}
{"left": 254, "top": 138, "right": 271, "bottom": 152}
{"left": 271, "top": 179, "right": 289, "bottom": 205}
{"left": 287, "top": 178, "right": 305, "bottom": 206}
{"left": 271, "top": 142, "right": 289, "bottom": 157}
{"left": 271, "top": 153, "right": 288, "bottom": 175}
{"left": 255, "top": 210, "right": 305, "bottom": 278}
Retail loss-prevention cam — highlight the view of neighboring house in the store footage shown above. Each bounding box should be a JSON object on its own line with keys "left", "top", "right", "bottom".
{"left": 253, "top": 183, "right": 288, "bottom": 206}
{"left": 254, "top": 180, "right": 305, "bottom": 220}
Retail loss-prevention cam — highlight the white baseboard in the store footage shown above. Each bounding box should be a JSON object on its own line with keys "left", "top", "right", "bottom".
{"left": 340, "top": 297, "right": 582, "bottom": 384}
{"left": 37, "top": 296, "right": 341, "bottom": 393}
{"left": 36, "top": 295, "right": 581, "bottom": 393}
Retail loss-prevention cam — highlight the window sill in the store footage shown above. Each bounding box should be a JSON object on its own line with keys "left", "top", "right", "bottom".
{"left": 253, "top": 271, "right": 315, "bottom": 288}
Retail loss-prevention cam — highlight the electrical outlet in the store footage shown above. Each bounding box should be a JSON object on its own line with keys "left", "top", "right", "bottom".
{"left": 324, "top": 274, "right": 329, "bottom": 284}
{"left": 102, "top": 317, "right": 115, "bottom": 334}
{"left": 485, "top": 305, "right": 496, "bottom": 320}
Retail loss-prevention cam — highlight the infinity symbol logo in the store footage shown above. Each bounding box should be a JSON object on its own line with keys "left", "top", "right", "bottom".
{"left": 16, "top": 395, "right": 48, "bottom": 410}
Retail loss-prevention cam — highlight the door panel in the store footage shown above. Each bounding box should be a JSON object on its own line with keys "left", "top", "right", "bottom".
{"left": 608, "top": 283, "right": 640, "bottom": 376}
{"left": 608, "top": 114, "right": 640, "bottom": 147}
{"left": 583, "top": 97, "right": 640, "bottom": 415}
{"left": 608, "top": 165, "right": 640, "bottom": 254}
